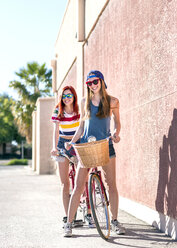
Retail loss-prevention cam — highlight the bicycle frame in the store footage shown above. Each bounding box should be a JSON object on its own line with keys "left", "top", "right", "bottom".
{"left": 70, "top": 137, "right": 111, "bottom": 239}
{"left": 68, "top": 161, "right": 75, "bottom": 191}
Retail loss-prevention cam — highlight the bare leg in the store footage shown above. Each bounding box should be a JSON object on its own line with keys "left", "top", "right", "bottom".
{"left": 57, "top": 159, "right": 70, "bottom": 215}
{"left": 102, "top": 157, "right": 119, "bottom": 220}
{"left": 67, "top": 164, "right": 89, "bottom": 223}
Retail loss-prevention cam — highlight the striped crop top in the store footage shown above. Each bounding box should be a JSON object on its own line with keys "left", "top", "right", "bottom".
{"left": 51, "top": 107, "right": 80, "bottom": 137}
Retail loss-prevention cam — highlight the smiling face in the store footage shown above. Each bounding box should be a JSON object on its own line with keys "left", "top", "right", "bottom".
{"left": 86, "top": 77, "right": 101, "bottom": 94}
{"left": 62, "top": 89, "right": 74, "bottom": 106}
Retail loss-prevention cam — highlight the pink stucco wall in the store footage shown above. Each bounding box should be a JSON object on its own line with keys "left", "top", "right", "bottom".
{"left": 83, "top": 0, "right": 177, "bottom": 218}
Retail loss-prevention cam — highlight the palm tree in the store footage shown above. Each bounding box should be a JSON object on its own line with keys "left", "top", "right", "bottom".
{"left": 0, "top": 94, "right": 23, "bottom": 144}
{"left": 9, "top": 62, "right": 52, "bottom": 143}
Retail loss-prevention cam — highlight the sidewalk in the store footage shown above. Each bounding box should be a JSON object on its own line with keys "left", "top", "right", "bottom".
{"left": 0, "top": 165, "right": 176, "bottom": 248}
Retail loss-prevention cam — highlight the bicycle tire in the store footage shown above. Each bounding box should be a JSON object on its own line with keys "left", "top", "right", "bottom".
{"left": 88, "top": 173, "right": 110, "bottom": 240}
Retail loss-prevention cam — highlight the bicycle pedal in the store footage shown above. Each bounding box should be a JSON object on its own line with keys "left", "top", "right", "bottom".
{"left": 72, "top": 219, "right": 84, "bottom": 227}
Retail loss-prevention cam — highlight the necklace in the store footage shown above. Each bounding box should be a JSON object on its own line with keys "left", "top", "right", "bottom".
{"left": 64, "top": 108, "right": 73, "bottom": 115}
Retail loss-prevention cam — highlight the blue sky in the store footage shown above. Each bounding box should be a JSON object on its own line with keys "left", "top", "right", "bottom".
{"left": 0, "top": 0, "right": 68, "bottom": 98}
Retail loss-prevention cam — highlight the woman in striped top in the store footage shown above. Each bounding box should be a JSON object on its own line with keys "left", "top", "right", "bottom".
{"left": 51, "top": 86, "right": 80, "bottom": 223}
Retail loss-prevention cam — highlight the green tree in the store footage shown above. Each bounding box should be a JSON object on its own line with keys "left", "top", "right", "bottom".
{"left": 0, "top": 94, "right": 23, "bottom": 144}
{"left": 9, "top": 61, "right": 52, "bottom": 143}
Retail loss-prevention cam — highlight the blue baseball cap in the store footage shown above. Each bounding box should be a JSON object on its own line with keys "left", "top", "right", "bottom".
{"left": 86, "top": 70, "right": 107, "bottom": 89}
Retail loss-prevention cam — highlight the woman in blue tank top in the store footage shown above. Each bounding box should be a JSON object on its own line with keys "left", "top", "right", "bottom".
{"left": 64, "top": 70, "right": 125, "bottom": 237}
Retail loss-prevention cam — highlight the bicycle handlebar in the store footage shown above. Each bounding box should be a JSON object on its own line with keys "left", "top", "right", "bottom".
{"left": 71, "top": 136, "right": 112, "bottom": 146}
{"left": 57, "top": 148, "right": 77, "bottom": 164}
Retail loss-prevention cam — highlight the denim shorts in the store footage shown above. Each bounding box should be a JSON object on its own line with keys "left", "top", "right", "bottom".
{"left": 109, "top": 144, "right": 116, "bottom": 158}
{"left": 57, "top": 137, "right": 77, "bottom": 158}
{"left": 57, "top": 137, "right": 80, "bottom": 158}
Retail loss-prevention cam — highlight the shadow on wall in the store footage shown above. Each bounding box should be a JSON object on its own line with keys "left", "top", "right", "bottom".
{"left": 155, "top": 108, "right": 177, "bottom": 219}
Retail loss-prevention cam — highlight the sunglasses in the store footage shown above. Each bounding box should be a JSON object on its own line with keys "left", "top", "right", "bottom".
{"left": 86, "top": 79, "right": 99, "bottom": 87}
{"left": 62, "top": 93, "right": 73, "bottom": 99}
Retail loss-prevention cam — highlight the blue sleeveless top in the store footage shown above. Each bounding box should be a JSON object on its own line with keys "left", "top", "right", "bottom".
{"left": 81, "top": 101, "right": 112, "bottom": 144}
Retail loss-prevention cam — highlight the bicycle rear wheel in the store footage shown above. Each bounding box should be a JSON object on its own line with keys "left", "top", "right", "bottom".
{"left": 88, "top": 173, "right": 110, "bottom": 240}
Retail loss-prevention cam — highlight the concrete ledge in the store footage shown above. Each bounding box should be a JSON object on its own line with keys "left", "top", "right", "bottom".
{"left": 119, "top": 196, "right": 177, "bottom": 240}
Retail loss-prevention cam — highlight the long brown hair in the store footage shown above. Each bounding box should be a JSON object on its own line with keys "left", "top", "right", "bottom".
{"left": 56, "top": 86, "right": 79, "bottom": 118}
{"left": 85, "top": 79, "right": 111, "bottom": 119}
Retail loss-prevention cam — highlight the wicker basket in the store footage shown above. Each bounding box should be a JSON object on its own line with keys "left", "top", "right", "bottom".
{"left": 73, "top": 139, "right": 109, "bottom": 168}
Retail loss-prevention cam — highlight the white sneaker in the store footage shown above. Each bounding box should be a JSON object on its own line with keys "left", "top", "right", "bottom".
{"left": 111, "top": 220, "right": 125, "bottom": 235}
{"left": 62, "top": 216, "right": 67, "bottom": 228}
{"left": 85, "top": 214, "right": 95, "bottom": 228}
{"left": 63, "top": 222, "right": 72, "bottom": 237}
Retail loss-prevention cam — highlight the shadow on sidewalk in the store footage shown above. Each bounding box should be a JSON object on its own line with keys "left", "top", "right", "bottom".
{"left": 70, "top": 223, "right": 175, "bottom": 247}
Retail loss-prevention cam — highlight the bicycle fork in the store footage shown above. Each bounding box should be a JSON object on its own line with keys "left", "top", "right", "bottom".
{"left": 90, "top": 169, "right": 109, "bottom": 206}
{"left": 69, "top": 162, "right": 75, "bottom": 191}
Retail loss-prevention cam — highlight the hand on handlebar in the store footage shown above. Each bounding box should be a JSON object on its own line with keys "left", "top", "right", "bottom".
{"left": 64, "top": 142, "right": 72, "bottom": 151}
{"left": 111, "top": 133, "right": 121, "bottom": 143}
{"left": 51, "top": 148, "right": 58, "bottom": 156}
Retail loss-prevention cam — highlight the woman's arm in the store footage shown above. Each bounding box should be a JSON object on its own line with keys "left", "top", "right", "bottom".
{"left": 51, "top": 122, "right": 59, "bottom": 155}
{"left": 111, "top": 97, "right": 121, "bottom": 143}
{"left": 65, "top": 98, "right": 85, "bottom": 149}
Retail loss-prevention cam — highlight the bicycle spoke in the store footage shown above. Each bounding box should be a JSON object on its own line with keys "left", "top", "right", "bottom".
{"left": 89, "top": 174, "right": 110, "bottom": 240}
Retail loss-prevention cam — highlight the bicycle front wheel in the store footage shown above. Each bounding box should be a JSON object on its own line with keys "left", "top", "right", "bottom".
{"left": 88, "top": 173, "right": 110, "bottom": 240}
